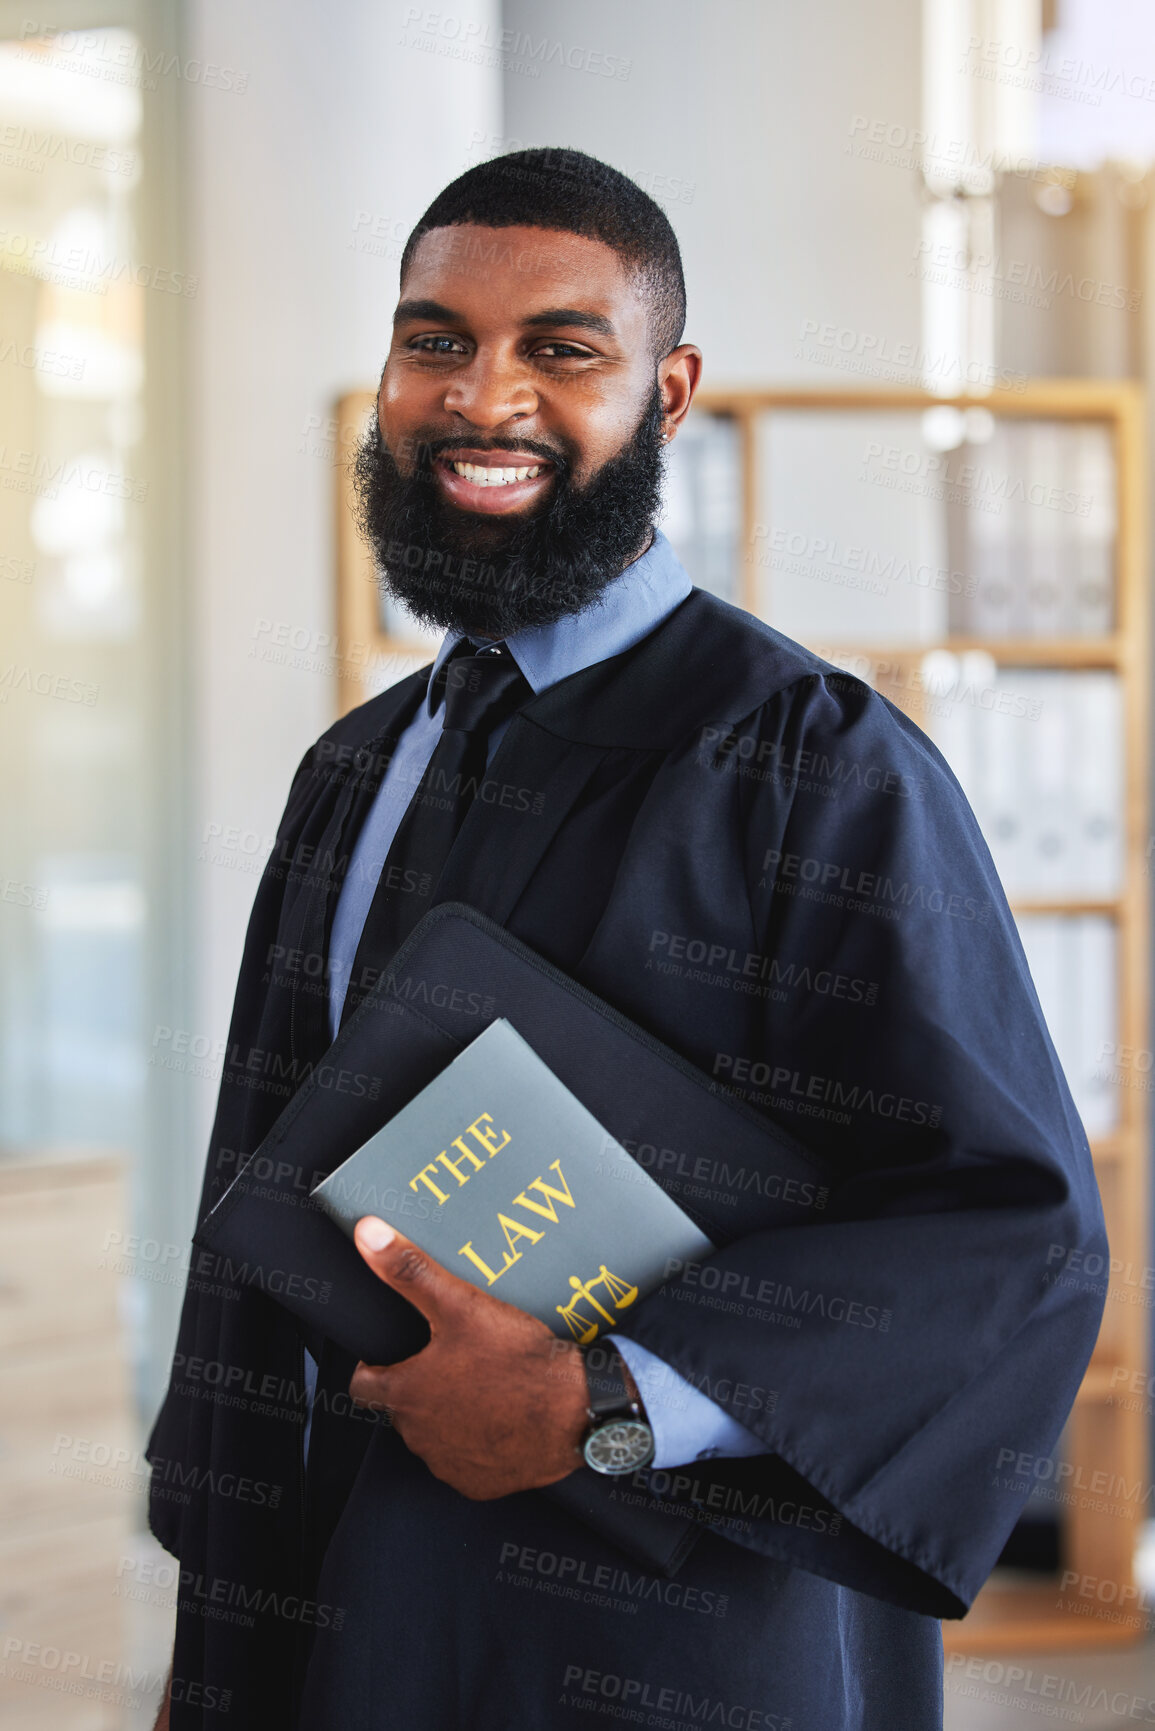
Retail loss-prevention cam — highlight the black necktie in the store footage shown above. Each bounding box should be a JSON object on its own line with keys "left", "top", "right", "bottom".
{"left": 339, "top": 641, "right": 532, "bottom": 1025}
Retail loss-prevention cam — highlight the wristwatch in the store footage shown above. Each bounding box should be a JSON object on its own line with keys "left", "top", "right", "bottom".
{"left": 579, "top": 1342, "right": 655, "bottom": 1476}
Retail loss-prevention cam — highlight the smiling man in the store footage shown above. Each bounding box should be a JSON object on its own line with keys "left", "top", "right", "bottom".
{"left": 147, "top": 150, "right": 1106, "bottom": 1731}
{"left": 354, "top": 207, "right": 690, "bottom": 641}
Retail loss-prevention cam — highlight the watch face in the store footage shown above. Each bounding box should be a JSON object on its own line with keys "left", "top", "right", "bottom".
{"left": 582, "top": 1417, "right": 655, "bottom": 1476}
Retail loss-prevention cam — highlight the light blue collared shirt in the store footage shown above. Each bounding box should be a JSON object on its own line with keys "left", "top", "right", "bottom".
{"left": 312, "top": 530, "right": 764, "bottom": 1472}
{"left": 326, "top": 528, "right": 695, "bottom": 1034}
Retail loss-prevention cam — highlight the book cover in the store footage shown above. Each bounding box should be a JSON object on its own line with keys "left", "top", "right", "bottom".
{"left": 311, "top": 1017, "right": 715, "bottom": 1345}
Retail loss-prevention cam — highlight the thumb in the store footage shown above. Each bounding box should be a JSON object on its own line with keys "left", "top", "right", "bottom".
{"left": 353, "top": 1216, "right": 471, "bottom": 1327}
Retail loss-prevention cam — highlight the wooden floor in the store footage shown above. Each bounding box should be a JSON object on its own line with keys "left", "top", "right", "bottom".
{"left": 943, "top": 1577, "right": 1146, "bottom": 1654}
{"left": 2, "top": 1538, "right": 1150, "bottom": 1729}
{"left": 945, "top": 1634, "right": 1155, "bottom": 1730}
{"left": 0, "top": 1158, "right": 172, "bottom": 1730}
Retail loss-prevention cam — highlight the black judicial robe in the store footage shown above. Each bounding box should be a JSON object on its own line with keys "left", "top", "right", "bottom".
{"left": 146, "top": 587, "right": 1106, "bottom": 1731}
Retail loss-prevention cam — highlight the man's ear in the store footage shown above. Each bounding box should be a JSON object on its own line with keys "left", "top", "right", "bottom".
{"left": 658, "top": 344, "right": 703, "bottom": 439}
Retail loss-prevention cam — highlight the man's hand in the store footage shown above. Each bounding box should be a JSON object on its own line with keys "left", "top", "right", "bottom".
{"left": 348, "top": 1216, "right": 590, "bottom": 1499}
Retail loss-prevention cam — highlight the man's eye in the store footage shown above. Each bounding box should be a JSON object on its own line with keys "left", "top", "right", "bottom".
{"left": 534, "top": 343, "right": 591, "bottom": 359}
{"left": 412, "top": 336, "right": 466, "bottom": 354}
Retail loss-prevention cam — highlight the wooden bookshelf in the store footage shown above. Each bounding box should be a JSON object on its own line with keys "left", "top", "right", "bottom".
{"left": 334, "top": 381, "right": 1148, "bottom": 1651}
{"left": 334, "top": 393, "right": 432, "bottom": 710}
{"left": 691, "top": 382, "right": 1149, "bottom": 1654}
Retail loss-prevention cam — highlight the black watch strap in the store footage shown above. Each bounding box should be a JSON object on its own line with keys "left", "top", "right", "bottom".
{"left": 581, "top": 1341, "right": 641, "bottom": 1420}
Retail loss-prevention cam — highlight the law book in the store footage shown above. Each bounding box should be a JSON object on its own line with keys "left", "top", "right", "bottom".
{"left": 311, "top": 1016, "right": 714, "bottom": 1346}
{"left": 193, "top": 905, "right": 830, "bottom": 1575}
{"left": 194, "top": 903, "right": 827, "bottom": 1376}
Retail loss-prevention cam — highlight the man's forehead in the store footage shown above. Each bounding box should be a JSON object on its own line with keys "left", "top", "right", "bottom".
{"left": 399, "top": 223, "right": 646, "bottom": 322}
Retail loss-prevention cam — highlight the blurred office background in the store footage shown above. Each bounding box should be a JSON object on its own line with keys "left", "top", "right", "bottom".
{"left": 3, "top": 0, "right": 1155, "bottom": 1723}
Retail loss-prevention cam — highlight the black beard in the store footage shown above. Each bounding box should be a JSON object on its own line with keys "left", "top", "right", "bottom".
{"left": 352, "top": 384, "right": 666, "bottom": 639}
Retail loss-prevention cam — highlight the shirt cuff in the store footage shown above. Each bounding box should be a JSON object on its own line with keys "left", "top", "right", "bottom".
{"left": 613, "top": 1336, "right": 766, "bottom": 1470}
{"left": 303, "top": 1346, "right": 318, "bottom": 1464}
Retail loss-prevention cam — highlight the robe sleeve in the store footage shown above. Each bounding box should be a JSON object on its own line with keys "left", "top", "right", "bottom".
{"left": 615, "top": 668, "right": 1108, "bottom": 1617}
{"left": 144, "top": 743, "right": 319, "bottom": 1557}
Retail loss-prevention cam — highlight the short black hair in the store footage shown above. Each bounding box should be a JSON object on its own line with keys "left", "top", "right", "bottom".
{"left": 399, "top": 147, "right": 687, "bottom": 359}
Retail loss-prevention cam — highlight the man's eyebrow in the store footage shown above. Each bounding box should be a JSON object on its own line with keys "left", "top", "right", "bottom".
{"left": 522, "top": 307, "right": 616, "bottom": 337}
{"left": 393, "top": 298, "right": 460, "bottom": 325}
{"left": 392, "top": 299, "right": 618, "bottom": 337}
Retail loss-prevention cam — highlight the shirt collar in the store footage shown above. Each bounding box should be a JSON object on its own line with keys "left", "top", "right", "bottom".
{"left": 423, "top": 528, "right": 692, "bottom": 718}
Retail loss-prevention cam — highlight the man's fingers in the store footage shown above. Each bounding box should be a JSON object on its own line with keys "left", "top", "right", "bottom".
{"left": 349, "top": 1359, "right": 396, "bottom": 1415}
{"left": 353, "top": 1216, "right": 474, "bottom": 1327}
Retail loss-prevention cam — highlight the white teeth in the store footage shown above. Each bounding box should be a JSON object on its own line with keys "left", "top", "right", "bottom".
{"left": 450, "top": 461, "right": 542, "bottom": 486}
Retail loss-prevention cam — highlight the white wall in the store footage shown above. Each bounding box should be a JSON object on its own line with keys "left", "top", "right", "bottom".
{"left": 498, "top": 0, "right": 924, "bottom": 386}
{"left": 494, "top": 3, "right": 931, "bottom": 655}
{"left": 184, "top": 0, "right": 501, "bottom": 1149}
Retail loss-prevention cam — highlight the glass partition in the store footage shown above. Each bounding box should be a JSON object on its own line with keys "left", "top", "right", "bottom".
{"left": 0, "top": 29, "right": 146, "bottom": 1161}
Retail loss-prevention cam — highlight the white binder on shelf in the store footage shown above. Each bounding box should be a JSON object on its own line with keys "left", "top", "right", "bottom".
{"left": 1015, "top": 913, "right": 1118, "bottom": 1142}
{"left": 1023, "top": 671, "right": 1073, "bottom": 898}
{"left": 922, "top": 652, "right": 976, "bottom": 801}
{"left": 1071, "top": 673, "right": 1124, "bottom": 899}
{"left": 973, "top": 670, "right": 1124, "bottom": 903}
{"left": 1015, "top": 915, "right": 1070, "bottom": 1079}
{"left": 1021, "top": 424, "right": 1064, "bottom": 638}
{"left": 1072, "top": 916, "right": 1119, "bottom": 1140}
{"left": 662, "top": 415, "right": 741, "bottom": 607}
{"left": 1072, "top": 540, "right": 1115, "bottom": 638}
{"left": 1070, "top": 425, "right": 1116, "bottom": 638}
{"left": 973, "top": 664, "right": 1029, "bottom": 896}
{"left": 967, "top": 541, "right": 1015, "bottom": 639}
{"left": 965, "top": 425, "right": 1018, "bottom": 639}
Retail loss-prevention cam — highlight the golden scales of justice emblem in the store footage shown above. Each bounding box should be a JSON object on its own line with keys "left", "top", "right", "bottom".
{"left": 556, "top": 1266, "right": 639, "bottom": 1345}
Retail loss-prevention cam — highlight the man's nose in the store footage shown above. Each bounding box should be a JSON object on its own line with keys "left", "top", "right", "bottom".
{"left": 442, "top": 356, "right": 538, "bottom": 429}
